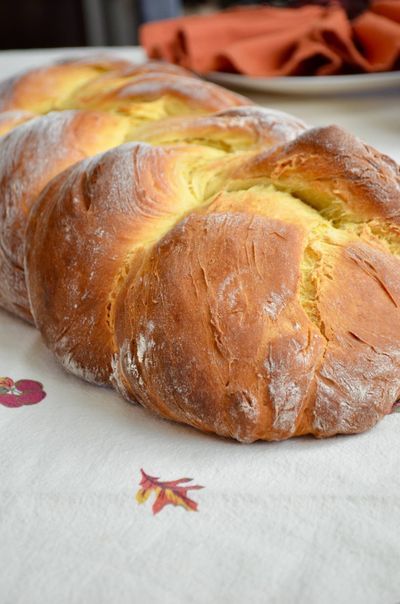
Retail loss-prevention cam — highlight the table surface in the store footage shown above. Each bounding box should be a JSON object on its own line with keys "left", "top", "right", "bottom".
{"left": 1, "top": 47, "right": 400, "bottom": 604}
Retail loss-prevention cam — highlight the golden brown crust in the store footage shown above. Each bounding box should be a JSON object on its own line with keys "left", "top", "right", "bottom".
{"left": 25, "top": 128, "right": 400, "bottom": 441}
{"left": 86, "top": 58, "right": 194, "bottom": 79}
{"left": 0, "top": 59, "right": 283, "bottom": 329}
{"left": 113, "top": 211, "right": 324, "bottom": 441}
{"left": 54, "top": 54, "right": 136, "bottom": 71}
{"left": 0, "top": 57, "right": 132, "bottom": 112}
{"left": 0, "top": 56, "right": 249, "bottom": 117}
{"left": 56, "top": 56, "right": 191, "bottom": 77}
{"left": 233, "top": 125, "right": 400, "bottom": 224}
{"left": 23, "top": 105, "right": 306, "bottom": 384}
{"left": 312, "top": 241, "right": 400, "bottom": 436}
{"left": 111, "top": 206, "right": 400, "bottom": 442}
{"left": 131, "top": 106, "right": 307, "bottom": 149}
{"left": 71, "top": 73, "right": 250, "bottom": 115}
{"left": 0, "top": 110, "right": 128, "bottom": 321}
{"left": 25, "top": 143, "right": 218, "bottom": 382}
{"left": 2, "top": 56, "right": 400, "bottom": 442}
{"left": 108, "top": 127, "right": 400, "bottom": 441}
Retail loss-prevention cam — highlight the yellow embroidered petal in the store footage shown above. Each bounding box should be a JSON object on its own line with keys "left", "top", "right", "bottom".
{"left": 135, "top": 488, "right": 151, "bottom": 504}
{"left": 164, "top": 488, "right": 193, "bottom": 511}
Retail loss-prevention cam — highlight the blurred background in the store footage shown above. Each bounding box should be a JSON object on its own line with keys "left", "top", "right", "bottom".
{"left": 0, "top": 0, "right": 369, "bottom": 49}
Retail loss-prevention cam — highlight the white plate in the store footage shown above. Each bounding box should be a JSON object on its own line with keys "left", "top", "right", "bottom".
{"left": 207, "top": 70, "right": 400, "bottom": 95}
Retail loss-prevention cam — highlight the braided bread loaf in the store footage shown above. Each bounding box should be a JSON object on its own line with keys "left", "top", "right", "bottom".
{"left": 1, "top": 56, "right": 400, "bottom": 442}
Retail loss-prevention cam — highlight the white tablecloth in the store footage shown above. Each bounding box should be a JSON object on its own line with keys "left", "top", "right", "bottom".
{"left": 1, "top": 48, "right": 400, "bottom": 604}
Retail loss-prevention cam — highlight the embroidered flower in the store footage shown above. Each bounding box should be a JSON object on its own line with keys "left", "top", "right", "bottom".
{"left": 0, "top": 377, "right": 46, "bottom": 408}
{"left": 136, "top": 469, "right": 204, "bottom": 515}
{"left": 392, "top": 401, "right": 400, "bottom": 413}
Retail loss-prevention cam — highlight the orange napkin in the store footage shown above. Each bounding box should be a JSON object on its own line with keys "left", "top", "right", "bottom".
{"left": 140, "top": 1, "right": 400, "bottom": 76}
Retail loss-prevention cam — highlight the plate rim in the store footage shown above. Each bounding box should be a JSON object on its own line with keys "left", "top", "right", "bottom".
{"left": 206, "top": 69, "right": 400, "bottom": 85}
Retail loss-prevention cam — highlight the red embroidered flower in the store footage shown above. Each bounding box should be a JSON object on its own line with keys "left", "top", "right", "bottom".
{"left": 0, "top": 377, "right": 46, "bottom": 408}
{"left": 136, "top": 469, "right": 204, "bottom": 515}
